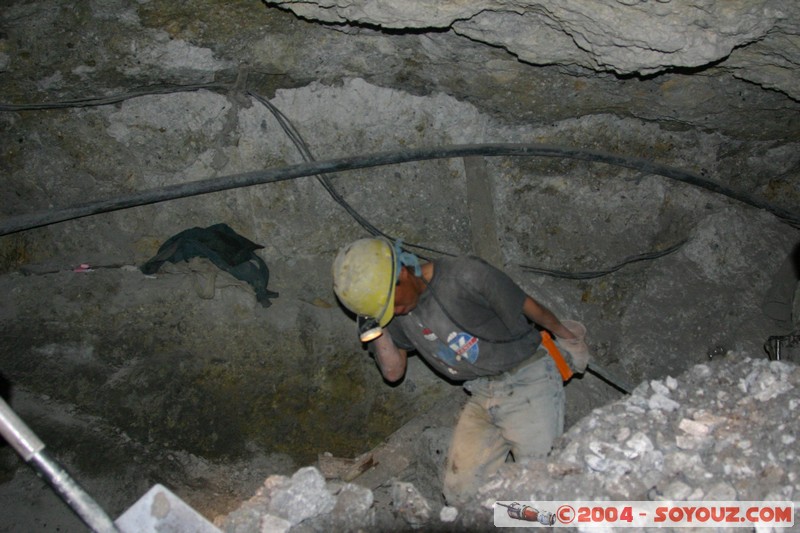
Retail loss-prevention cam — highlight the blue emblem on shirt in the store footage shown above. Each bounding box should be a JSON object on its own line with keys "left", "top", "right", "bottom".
{"left": 445, "top": 332, "right": 479, "bottom": 364}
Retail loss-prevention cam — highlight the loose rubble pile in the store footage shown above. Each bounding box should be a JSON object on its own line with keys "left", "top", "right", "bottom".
{"left": 217, "top": 352, "right": 799, "bottom": 532}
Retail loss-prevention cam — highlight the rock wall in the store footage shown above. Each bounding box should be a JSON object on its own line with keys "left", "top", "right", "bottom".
{"left": 266, "top": 0, "right": 800, "bottom": 98}
{"left": 0, "top": 0, "right": 799, "bottom": 530}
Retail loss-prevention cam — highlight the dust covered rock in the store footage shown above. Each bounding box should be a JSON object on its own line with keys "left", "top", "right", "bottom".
{"left": 218, "top": 352, "right": 799, "bottom": 531}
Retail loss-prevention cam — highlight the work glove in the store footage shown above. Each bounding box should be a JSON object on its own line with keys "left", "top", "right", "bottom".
{"left": 556, "top": 320, "right": 591, "bottom": 374}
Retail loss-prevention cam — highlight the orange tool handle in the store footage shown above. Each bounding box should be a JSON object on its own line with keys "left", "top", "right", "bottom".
{"left": 540, "top": 330, "right": 573, "bottom": 382}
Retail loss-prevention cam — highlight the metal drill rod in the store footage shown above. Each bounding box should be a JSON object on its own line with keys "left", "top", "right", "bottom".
{"left": 586, "top": 362, "right": 634, "bottom": 395}
{"left": 0, "top": 397, "right": 119, "bottom": 533}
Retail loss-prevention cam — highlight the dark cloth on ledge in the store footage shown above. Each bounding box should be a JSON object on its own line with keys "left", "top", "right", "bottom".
{"left": 141, "top": 223, "right": 278, "bottom": 307}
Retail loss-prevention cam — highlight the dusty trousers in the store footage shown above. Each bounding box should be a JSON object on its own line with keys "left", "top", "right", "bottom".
{"left": 443, "top": 353, "right": 565, "bottom": 504}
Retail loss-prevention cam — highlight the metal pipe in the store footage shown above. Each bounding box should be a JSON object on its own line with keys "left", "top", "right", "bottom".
{"left": 0, "top": 395, "right": 45, "bottom": 461}
{"left": 0, "top": 397, "right": 119, "bottom": 533}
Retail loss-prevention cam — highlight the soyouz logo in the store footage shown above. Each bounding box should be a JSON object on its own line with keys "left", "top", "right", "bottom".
{"left": 493, "top": 501, "right": 795, "bottom": 528}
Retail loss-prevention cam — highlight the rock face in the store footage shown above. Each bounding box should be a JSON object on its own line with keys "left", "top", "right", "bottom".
{"left": 0, "top": 0, "right": 799, "bottom": 530}
{"left": 266, "top": 0, "right": 800, "bottom": 98}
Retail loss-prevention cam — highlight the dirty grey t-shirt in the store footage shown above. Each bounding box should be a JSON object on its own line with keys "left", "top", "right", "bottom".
{"left": 386, "top": 256, "right": 542, "bottom": 381}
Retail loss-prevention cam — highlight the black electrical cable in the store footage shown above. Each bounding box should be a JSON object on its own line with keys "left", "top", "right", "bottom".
{"left": 246, "top": 92, "right": 701, "bottom": 276}
{"left": 3, "top": 143, "right": 799, "bottom": 238}
{"left": 247, "top": 91, "right": 393, "bottom": 241}
{"left": 246, "top": 92, "right": 693, "bottom": 276}
{"left": 1, "top": 83, "right": 436, "bottom": 250}
{"left": 247, "top": 90, "right": 453, "bottom": 260}
{"left": 0, "top": 83, "right": 228, "bottom": 111}
{"left": 247, "top": 93, "right": 692, "bottom": 277}
{"left": 520, "top": 238, "right": 689, "bottom": 279}
{"left": 5, "top": 85, "right": 798, "bottom": 284}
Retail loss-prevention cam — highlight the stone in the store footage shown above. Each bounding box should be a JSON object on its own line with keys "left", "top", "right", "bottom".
{"left": 648, "top": 393, "right": 680, "bottom": 413}
{"left": 391, "top": 481, "right": 432, "bottom": 528}
{"left": 705, "top": 482, "right": 738, "bottom": 501}
{"left": 259, "top": 514, "right": 291, "bottom": 533}
{"left": 678, "top": 418, "right": 710, "bottom": 437}
{"left": 267, "top": 467, "right": 336, "bottom": 526}
{"left": 614, "top": 427, "right": 631, "bottom": 443}
{"left": 675, "top": 435, "right": 703, "bottom": 451}
{"left": 650, "top": 379, "right": 671, "bottom": 397}
{"left": 585, "top": 454, "right": 610, "bottom": 472}
{"left": 754, "top": 380, "right": 794, "bottom": 402}
{"left": 328, "top": 483, "right": 374, "bottom": 530}
{"left": 624, "top": 431, "right": 654, "bottom": 457}
{"left": 439, "top": 506, "right": 458, "bottom": 522}
{"left": 662, "top": 480, "right": 693, "bottom": 500}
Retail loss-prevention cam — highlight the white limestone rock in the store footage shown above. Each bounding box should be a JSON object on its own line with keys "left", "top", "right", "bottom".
{"left": 264, "top": 0, "right": 800, "bottom": 98}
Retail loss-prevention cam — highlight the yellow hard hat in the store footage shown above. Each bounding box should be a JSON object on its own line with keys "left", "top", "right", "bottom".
{"left": 332, "top": 238, "right": 397, "bottom": 327}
